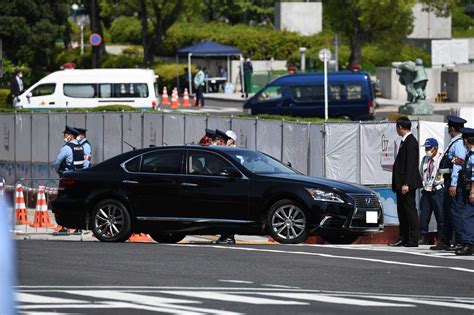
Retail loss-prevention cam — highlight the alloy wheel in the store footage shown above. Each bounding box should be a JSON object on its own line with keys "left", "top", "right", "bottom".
{"left": 271, "top": 204, "right": 306, "bottom": 240}
{"left": 94, "top": 203, "right": 126, "bottom": 240}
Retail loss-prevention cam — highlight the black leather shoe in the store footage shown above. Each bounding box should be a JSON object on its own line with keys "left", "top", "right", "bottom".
{"left": 455, "top": 245, "right": 473, "bottom": 256}
{"left": 446, "top": 243, "right": 463, "bottom": 251}
{"left": 418, "top": 235, "right": 429, "bottom": 245}
{"left": 388, "top": 240, "right": 406, "bottom": 247}
{"left": 430, "top": 243, "right": 448, "bottom": 250}
{"left": 404, "top": 243, "right": 419, "bottom": 247}
{"left": 215, "top": 237, "right": 236, "bottom": 245}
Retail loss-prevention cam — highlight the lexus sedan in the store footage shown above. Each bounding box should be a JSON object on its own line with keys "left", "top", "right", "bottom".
{"left": 52, "top": 145, "right": 384, "bottom": 244}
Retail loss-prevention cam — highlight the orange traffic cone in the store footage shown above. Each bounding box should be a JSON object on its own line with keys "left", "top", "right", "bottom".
{"left": 15, "top": 184, "right": 29, "bottom": 225}
{"left": 182, "top": 88, "right": 191, "bottom": 107}
{"left": 128, "top": 233, "right": 153, "bottom": 243}
{"left": 161, "top": 87, "right": 169, "bottom": 106}
{"left": 170, "top": 88, "right": 180, "bottom": 109}
{"left": 30, "top": 186, "right": 55, "bottom": 228}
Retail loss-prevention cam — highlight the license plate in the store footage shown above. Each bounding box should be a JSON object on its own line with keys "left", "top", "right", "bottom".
{"left": 366, "top": 211, "right": 378, "bottom": 223}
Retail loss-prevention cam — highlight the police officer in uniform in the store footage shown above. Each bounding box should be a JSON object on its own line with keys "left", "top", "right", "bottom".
{"left": 75, "top": 127, "right": 92, "bottom": 168}
{"left": 455, "top": 128, "right": 474, "bottom": 255}
{"left": 52, "top": 126, "right": 85, "bottom": 177}
{"left": 436, "top": 116, "right": 467, "bottom": 251}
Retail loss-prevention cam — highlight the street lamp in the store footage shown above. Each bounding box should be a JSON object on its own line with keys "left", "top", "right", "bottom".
{"left": 71, "top": 3, "right": 79, "bottom": 23}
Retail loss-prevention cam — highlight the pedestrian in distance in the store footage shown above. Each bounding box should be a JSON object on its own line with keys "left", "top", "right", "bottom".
{"left": 52, "top": 126, "right": 85, "bottom": 177}
{"left": 75, "top": 128, "right": 92, "bottom": 168}
{"left": 194, "top": 66, "right": 206, "bottom": 107}
{"left": 437, "top": 115, "right": 467, "bottom": 251}
{"left": 243, "top": 57, "right": 253, "bottom": 98}
{"left": 10, "top": 69, "right": 24, "bottom": 108}
{"left": 390, "top": 117, "right": 423, "bottom": 247}
{"left": 225, "top": 130, "right": 237, "bottom": 147}
{"left": 198, "top": 128, "right": 216, "bottom": 146}
{"left": 418, "top": 138, "right": 445, "bottom": 246}
{"left": 455, "top": 127, "right": 474, "bottom": 255}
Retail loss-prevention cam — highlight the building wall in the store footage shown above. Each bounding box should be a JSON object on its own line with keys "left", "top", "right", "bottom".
{"left": 275, "top": 2, "right": 322, "bottom": 36}
{"left": 408, "top": 3, "right": 451, "bottom": 39}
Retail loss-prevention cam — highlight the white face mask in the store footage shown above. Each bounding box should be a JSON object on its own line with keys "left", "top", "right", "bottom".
{"left": 425, "top": 150, "right": 433, "bottom": 157}
{"left": 64, "top": 137, "right": 69, "bottom": 143}
{"left": 76, "top": 136, "right": 81, "bottom": 141}
{"left": 18, "top": 73, "right": 23, "bottom": 78}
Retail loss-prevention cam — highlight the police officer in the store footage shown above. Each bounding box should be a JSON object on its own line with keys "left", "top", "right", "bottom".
{"left": 52, "top": 126, "right": 85, "bottom": 177}
{"left": 194, "top": 66, "right": 206, "bottom": 107}
{"left": 456, "top": 127, "right": 474, "bottom": 255}
{"left": 75, "top": 127, "right": 92, "bottom": 168}
{"left": 436, "top": 116, "right": 467, "bottom": 251}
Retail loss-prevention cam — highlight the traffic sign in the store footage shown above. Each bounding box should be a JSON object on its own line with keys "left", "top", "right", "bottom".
{"left": 89, "top": 33, "right": 102, "bottom": 47}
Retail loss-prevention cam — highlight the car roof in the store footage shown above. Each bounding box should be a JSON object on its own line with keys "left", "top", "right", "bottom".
{"left": 269, "top": 71, "right": 371, "bottom": 85}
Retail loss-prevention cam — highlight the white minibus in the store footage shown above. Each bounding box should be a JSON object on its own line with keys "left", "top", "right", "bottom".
{"left": 14, "top": 68, "right": 159, "bottom": 110}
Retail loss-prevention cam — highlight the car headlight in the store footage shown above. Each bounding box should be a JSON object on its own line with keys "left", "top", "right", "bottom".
{"left": 305, "top": 187, "right": 345, "bottom": 203}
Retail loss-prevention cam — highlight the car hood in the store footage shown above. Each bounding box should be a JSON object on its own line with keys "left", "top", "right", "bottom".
{"left": 261, "top": 173, "right": 375, "bottom": 194}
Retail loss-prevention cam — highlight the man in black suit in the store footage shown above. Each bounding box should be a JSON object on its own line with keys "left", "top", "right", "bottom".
{"left": 10, "top": 69, "right": 24, "bottom": 107}
{"left": 391, "top": 117, "right": 423, "bottom": 247}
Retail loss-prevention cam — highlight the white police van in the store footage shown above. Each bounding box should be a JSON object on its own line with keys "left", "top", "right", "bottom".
{"left": 14, "top": 68, "right": 159, "bottom": 110}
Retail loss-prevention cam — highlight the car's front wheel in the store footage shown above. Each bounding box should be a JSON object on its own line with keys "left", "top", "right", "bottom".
{"left": 91, "top": 199, "right": 132, "bottom": 242}
{"left": 149, "top": 232, "right": 186, "bottom": 244}
{"left": 266, "top": 199, "right": 310, "bottom": 244}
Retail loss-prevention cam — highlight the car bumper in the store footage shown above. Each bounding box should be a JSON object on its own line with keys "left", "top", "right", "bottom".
{"left": 51, "top": 197, "right": 87, "bottom": 229}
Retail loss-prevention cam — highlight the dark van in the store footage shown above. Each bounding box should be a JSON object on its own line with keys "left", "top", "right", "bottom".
{"left": 243, "top": 72, "right": 376, "bottom": 120}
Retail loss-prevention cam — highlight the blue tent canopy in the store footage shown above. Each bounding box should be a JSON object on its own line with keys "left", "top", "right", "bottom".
{"left": 177, "top": 40, "right": 241, "bottom": 56}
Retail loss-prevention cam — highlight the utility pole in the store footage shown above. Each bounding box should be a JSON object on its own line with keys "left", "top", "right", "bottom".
{"left": 91, "top": 0, "right": 98, "bottom": 68}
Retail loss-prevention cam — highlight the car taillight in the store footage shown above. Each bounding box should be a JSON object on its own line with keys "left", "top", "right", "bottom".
{"left": 58, "top": 178, "right": 77, "bottom": 190}
{"left": 368, "top": 99, "right": 374, "bottom": 114}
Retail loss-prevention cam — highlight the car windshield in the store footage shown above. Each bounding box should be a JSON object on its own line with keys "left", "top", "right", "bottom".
{"left": 227, "top": 150, "right": 296, "bottom": 175}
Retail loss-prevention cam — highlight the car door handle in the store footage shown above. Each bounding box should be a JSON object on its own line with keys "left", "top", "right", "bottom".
{"left": 122, "top": 180, "right": 139, "bottom": 184}
{"left": 49, "top": 102, "right": 55, "bottom": 105}
{"left": 181, "top": 182, "right": 198, "bottom": 187}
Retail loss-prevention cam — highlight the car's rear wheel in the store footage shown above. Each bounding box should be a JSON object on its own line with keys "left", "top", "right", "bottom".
{"left": 321, "top": 231, "right": 359, "bottom": 244}
{"left": 266, "top": 199, "right": 309, "bottom": 244}
{"left": 149, "top": 232, "right": 186, "bottom": 244}
{"left": 91, "top": 199, "right": 132, "bottom": 242}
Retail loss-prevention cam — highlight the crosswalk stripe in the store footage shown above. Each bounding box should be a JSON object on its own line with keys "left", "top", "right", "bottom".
{"left": 64, "top": 290, "right": 198, "bottom": 305}
{"left": 16, "top": 292, "right": 86, "bottom": 304}
{"left": 361, "top": 296, "right": 474, "bottom": 310}
{"left": 160, "top": 290, "right": 308, "bottom": 305}
{"left": 257, "top": 293, "right": 414, "bottom": 307}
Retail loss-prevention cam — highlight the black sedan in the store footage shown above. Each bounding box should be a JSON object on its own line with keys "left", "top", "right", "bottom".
{"left": 52, "top": 145, "right": 384, "bottom": 244}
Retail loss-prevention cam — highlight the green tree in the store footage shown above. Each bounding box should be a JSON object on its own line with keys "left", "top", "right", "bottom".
{"left": 0, "top": 0, "right": 69, "bottom": 74}
{"left": 200, "top": 0, "right": 275, "bottom": 25}
{"left": 324, "top": 0, "right": 416, "bottom": 69}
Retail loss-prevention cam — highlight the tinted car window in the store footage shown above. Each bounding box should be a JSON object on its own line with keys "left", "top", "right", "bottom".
{"left": 330, "top": 85, "right": 344, "bottom": 100}
{"left": 257, "top": 85, "right": 283, "bottom": 102}
{"left": 290, "top": 85, "right": 324, "bottom": 102}
{"left": 347, "top": 84, "right": 362, "bottom": 100}
{"left": 124, "top": 156, "right": 141, "bottom": 172}
{"left": 227, "top": 150, "right": 295, "bottom": 174}
{"left": 113, "top": 83, "right": 149, "bottom": 98}
{"left": 188, "top": 151, "right": 235, "bottom": 176}
{"left": 64, "top": 84, "right": 97, "bottom": 98}
{"left": 141, "top": 150, "right": 183, "bottom": 174}
{"left": 31, "top": 84, "right": 56, "bottom": 97}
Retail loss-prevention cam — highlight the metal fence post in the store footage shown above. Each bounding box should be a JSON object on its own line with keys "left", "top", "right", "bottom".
{"left": 120, "top": 110, "right": 124, "bottom": 153}
{"left": 255, "top": 117, "right": 258, "bottom": 151}
{"left": 29, "top": 111, "right": 33, "bottom": 182}
{"left": 13, "top": 111, "right": 17, "bottom": 183}
{"left": 102, "top": 111, "right": 105, "bottom": 162}
{"left": 323, "top": 121, "right": 327, "bottom": 178}
{"left": 162, "top": 112, "right": 165, "bottom": 145}
{"left": 307, "top": 122, "right": 311, "bottom": 176}
{"left": 280, "top": 119, "right": 284, "bottom": 162}
{"left": 183, "top": 113, "right": 187, "bottom": 144}
{"left": 141, "top": 111, "right": 145, "bottom": 149}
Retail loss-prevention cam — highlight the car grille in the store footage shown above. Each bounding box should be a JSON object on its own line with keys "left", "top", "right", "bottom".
{"left": 349, "top": 194, "right": 380, "bottom": 209}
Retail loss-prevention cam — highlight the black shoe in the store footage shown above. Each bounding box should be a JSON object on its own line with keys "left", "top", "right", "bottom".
{"left": 418, "top": 235, "right": 429, "bottom": 245}
{"left": 52, "top": 227, "right": 69, "bottom": 236}
{"left": 446, "top": 243, "right": 463, "bottom": 251}
{"left": 72, "top": 229, "right": 82, "bottom": 235}
{"left": 388, "top": 240, "right": 406, "bottom": 247}
{"left": 216, "top": 235, "right": 236, "bottom": 245}
{"left": 455, "top": 245, "right": 473, "bottom": 256}
{"left": 404, "top": 243, "right": 419, "bottom": 247}
{"left": 430, "top": 243, "right": 448, "bottom": 250}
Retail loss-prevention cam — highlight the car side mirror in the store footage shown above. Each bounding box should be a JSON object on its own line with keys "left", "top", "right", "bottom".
{"left": 27, "top": 92, "right": 32, "bottom": 98}
{"left": 220, "top": 168, "right": 241, "bottom": 178}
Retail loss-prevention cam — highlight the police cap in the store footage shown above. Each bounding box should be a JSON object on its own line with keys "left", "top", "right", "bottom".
{"left": 205, "top": 128, "right": 216, "bottom": 137}
{"left": 62, "top": 125, "right": 79, "bottom": 136}
{"left": 446, "top": 115, "right": 467, "bottom": 128}
{"left": 214, "top": 129, "right": 231, "bottom": 141}
{"left": 460, "top": 127, "right": 474, "bottom": 139}
{"left": 75, "top": 127, "right": 87, "bottom": 135}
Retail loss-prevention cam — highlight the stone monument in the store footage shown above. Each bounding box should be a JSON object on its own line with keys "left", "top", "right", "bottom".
{"left": 396, "top": 58, "right": 433, "bottom": 115}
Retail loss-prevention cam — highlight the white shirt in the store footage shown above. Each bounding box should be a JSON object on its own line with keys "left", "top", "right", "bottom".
{"left": 16, "top": 76, "right": 24, "bottom": 91}
{"left": 420, "top": 151, "right": 444, "bottom": 191}
{"left": 401, "top": 132, "right": 412, "bottom": 143}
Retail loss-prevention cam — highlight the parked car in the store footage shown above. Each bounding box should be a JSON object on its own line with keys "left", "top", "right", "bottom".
{"left": 52, "top": 145, "right": 384, "bottom": 244}
{"left": 13, "top": 68, "right": 159, "bottom": 110}
{"left": 243, "top": 71, "right": 376, "bottom": 120}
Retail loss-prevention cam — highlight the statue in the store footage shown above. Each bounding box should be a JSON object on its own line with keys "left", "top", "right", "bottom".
{"left": 396, "top": 59, "right": 433, "bottom": 115}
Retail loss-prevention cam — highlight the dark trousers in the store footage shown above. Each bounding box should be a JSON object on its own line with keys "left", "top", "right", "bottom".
{"left": 195, "top": 85, "right": 205, "bottom": 107}
{"left": 443, "top": 178, "right": 465, "bottom": 243}
{"left": 396, "top": 190, "right": 420, "bottom": 243}
{"left": 462, "top": 199, "right": 474, "bottom": 245}
{"left": 419, "top": 188, "right": 445, "bottom": 241}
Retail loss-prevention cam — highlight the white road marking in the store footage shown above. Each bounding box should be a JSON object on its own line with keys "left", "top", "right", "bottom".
{"left": 261, "top": 284, "right": 300, "bottom": 289}
{"left": 258, "top": 293, "right": 414, "bottom": 307}
{"left": 168, "top": 244, "right": 474, "bottom": 274}
{"left": 160, "top": 290, "right": 308, "bottom": 305}
{"left": 358, "top": 295, "right": 474, "bottom": 310}
{"left": 219, "top": 280, "right": 254, "bottom": 284}
{"left": 16, "top": 292, "right": 86, "bottom": 304}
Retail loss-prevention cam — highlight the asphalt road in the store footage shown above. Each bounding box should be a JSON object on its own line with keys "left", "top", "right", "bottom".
{"left": 17, "top": 240, "right": 474, "bottom": 314}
